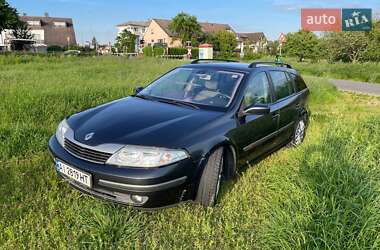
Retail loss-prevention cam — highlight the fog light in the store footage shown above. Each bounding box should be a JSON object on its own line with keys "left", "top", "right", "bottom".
{"left": 130, "top": 194, "right": 148, "bottom": 204}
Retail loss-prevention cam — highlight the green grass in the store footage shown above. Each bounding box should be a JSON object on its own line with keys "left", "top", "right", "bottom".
{"left": 290, "top": 59, "right": 380, "bottom": 84}
{"left": 1, "top": 56, "right": 380, "bottom": 249}
{"left": 245, "top": 56, "right": 380, "bottom": 84}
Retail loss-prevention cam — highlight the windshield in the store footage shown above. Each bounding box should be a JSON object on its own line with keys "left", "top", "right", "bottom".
{"left": 138, "top": 68, "right": 244, "bottom": 108}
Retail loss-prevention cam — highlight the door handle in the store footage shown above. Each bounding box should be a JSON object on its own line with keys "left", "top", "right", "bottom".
{"left": 272, "top": 112, "right": 279, "bottom": 119}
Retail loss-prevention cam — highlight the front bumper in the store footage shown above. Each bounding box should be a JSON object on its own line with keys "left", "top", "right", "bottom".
{"left": 48, "top": 136, "right": 198, "bottom": 208}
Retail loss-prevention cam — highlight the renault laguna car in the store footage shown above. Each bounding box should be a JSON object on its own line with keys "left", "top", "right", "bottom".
{"left": 48, "top": 60, "right": 309, "bottom": 208}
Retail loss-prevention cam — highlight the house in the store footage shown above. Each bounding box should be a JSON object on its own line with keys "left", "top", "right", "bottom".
{"left": 0, "top": 12, "right": 76, "bottom": 51}
{"left": 116, "top": 20, "right": 149, "bottom": 52}
{"left": 143, "top": 18, "right": 235, "bottom": 48}
{"left": 237, "top": 32, "right": 267, "bottom": 53}
{"left": 97, "top": 44, "right": 112, "bottom": 55}
{"left": 116, "top": 20, "right": 149, "bottom": 41}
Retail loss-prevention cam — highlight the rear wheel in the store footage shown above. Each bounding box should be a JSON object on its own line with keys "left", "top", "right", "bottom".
{"left": 290, "top": 117, "right": 306, "bottom": 146}
{"left": 196, "top": 147, "right": 224, "bottom": 207}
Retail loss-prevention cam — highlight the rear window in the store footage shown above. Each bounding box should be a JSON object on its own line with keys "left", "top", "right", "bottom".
{"left": 288, "top": 73, "right": 307, "bottom": 92}
{"left": 269, "top": 71, "right": 294, "bottom": 100}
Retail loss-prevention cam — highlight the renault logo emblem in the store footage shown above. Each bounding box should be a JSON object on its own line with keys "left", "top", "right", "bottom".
{"left": 84, "top": 132, "right": 95, "bottom": 141}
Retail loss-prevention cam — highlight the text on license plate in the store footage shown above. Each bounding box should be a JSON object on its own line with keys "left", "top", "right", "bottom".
{"left": 55, "top": 160, "right": 92, "bottom": 188}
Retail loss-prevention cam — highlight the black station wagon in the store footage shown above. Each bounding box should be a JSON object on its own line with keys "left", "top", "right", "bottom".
{"left": 48, "top": 60, "right": 309, "bottom": 208}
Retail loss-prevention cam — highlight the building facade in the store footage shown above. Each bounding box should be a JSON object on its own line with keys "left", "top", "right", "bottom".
{"left": 143, "top": 19, "right": 235, "bottom": 48}
{"left": 237, "top": 32, "right": 268, "bottom": 54}
{"left": 0, "top": 13, "right": 76, "bottom": 50}
{"left": 116, "top": 20, "right": 149, "bottom": 50}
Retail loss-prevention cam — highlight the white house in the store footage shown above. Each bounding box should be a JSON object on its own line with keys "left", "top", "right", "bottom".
{"left": 116, "top": 20, "right": 149, "bottom": 42}
{"left": 237, "top": 32, "right": 268, "bottom": 54}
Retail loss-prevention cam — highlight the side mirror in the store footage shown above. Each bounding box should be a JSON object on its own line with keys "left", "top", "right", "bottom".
{"left": 134, "top": 86, "right": 144, "bottom": 94}
{"left": 240, "top": 105, "right": 270, "bottom": 117}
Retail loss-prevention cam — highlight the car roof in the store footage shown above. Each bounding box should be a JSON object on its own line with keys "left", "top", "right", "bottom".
{"left": 181, "top": 62, "right": 299, "bottom": 75}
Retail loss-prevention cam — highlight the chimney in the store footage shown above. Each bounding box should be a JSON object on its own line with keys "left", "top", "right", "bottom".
{"left": 44, "top": 12, "right": 49, "bottom": 17}
{"left": 23, "top": 13, "right": 27, "bottom": 16}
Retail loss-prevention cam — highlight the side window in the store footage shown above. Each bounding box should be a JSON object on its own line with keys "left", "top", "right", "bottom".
{"left": 292, "top": 74, "right": 307, "bottom": 92}
{"left": 243, "top": 72, "right": 271, "bottom": 107}
{"left": 269, "top": 71, "right": 294, "bottom": 100}
{"left": 285, "top": 72, "right": 297, "bottom": 93}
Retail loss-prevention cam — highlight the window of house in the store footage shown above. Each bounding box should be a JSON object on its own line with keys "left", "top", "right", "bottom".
{"left": 34, "top": 34, "right": 41, "bottom": 40}
{"left": 158, "top": 39, "right": 164, "bottom": 44}
{"left": 242, "top": 72, "right": 271, "bottom": 107}
{"left": 54, "top": 22, "right": 67, "bottom": 27}
{"left": 269, "top": 71, "right": 294, "bottom": 100}
{"left": 27, "top": 20, "right": 41, "bottom": 26}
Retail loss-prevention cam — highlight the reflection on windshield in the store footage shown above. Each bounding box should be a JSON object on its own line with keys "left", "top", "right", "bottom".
{"left": 139, "top": 68, "right": 244, "bottom": 108}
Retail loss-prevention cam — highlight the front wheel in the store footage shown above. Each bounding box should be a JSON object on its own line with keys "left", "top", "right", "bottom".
{"left": 195, "top": 147, "right": 224, "bottom": 207}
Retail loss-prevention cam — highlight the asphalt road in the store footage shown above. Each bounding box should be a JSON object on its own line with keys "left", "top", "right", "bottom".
{"left": 330, "top": 79, "right": 380, "bottom": 97}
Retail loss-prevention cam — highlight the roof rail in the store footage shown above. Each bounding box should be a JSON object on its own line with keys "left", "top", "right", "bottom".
{"left": 248, "top": 61, "right": 292, "bottom": 69}
{"left": 191, "top": 59, "right": 239, "bottom": 64}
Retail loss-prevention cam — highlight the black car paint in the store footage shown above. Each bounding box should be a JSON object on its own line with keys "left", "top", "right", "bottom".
{"left": 48, "top": 62, "right": 309, "bottom": 208}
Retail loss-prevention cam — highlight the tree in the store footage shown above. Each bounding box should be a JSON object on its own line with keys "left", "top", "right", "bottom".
{"left": 169, "top": 12, "right": 202, "bottom": 46}
{"left": 12, "top": 21, "right": 33, "bottom": 39}
{"left": 266, "top": 40, "right": 279, "bottom": 56}
{"left": 91, "top": 36, "right": 97, "bottom": 49}
{"left": 283, "top": 30, "right": 321, "bottom": 61}
{"left": 200, "top": 32, "right": 218, "bottom": 49}
{"left": 323, "top": 32, "right": 368, "bottom": 63}
{"left": 115, "top": 29, "right": 136, "bottom": 53}
{"left": 215, "top": 31, "right": 237, "bottom": 58}
{"left": 360, "top": 20, "right": 380, "bottom": 62}
{"left": 0, "top": 0, "right": 20, "bottom": 34}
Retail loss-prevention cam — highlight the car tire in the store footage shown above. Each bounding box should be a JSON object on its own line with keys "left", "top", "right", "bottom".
{"left": 196, "top": 147, "right": 224, "bottom": 207}
{"left": 290, "top": 116, "right": 307, "bottom": 147}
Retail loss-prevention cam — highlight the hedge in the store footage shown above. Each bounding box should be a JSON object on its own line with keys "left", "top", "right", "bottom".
{"left": 143, "top": 46, "right": 153, "bottom": 57}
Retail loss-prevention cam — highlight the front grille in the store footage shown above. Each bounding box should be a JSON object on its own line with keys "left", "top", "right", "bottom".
{"left": 64, "top": 138, "right": 112, "bottom": 164}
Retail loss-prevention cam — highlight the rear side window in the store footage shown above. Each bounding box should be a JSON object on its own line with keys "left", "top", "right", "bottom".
{"left": 291, "top": 74, "right": 307, "bottom": 92}
{"left": 269, "top": 71, "right": 294, "bottom": 100}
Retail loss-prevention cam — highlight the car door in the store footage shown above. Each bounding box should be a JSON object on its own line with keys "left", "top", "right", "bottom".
{"left": 231, "top": 71, "right": 279, "bottom": 164}
{"left": 267, "top": 70, "right": 298, "bottom": 146}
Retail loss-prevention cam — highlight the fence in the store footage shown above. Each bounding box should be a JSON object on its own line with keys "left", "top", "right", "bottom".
{"left": 159, "top": 54, "right": 187, "bottom": 59}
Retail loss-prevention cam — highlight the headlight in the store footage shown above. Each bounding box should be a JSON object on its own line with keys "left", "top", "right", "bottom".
{"left": 55, "top": 119, "right": 70, "bottom": 146}
{"left": 106, "top": 145, "right": 189, "bottom": 168}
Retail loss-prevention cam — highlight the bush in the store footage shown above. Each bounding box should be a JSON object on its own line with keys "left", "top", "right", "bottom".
{"left": 168, "top": 47, "right": 187, "bottom": 55}
{"left": 191, "top": 48, "right": 199, "bottom": 59}
{"left": 143, "top": 46, "right": 153, "bottom": 57}
{"left": 47, "top": 45, "right": 64, "bottom": 53}
{"left": 63, "top": 44, "right": 84, "bottom": 52}
{"left": 153, "top": 47, "right": 165, "bottom": 56}
{"left": 243, "top": 51, "right": 265, "bottom": 61}
{"left": 215, "top": 31, "right": 237, "bottom": 58}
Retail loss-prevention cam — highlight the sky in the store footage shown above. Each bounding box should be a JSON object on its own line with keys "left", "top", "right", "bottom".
{"left": 8, "top": 0, "right": 380, "bottom": 45}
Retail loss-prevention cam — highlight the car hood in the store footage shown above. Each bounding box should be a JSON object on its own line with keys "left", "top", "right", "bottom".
{"left": 68, "top": 96, "right": 223, "bottom": 148}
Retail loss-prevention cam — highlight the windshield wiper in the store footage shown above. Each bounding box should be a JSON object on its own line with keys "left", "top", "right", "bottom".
{"left": 156, "top": 98, "right": 200, "bottom": 110}
{"left": 134, "top": 94, "right": 155, "bottom": 101}
{"left": 134, "top": 94, "right": 200, "bottom": 109}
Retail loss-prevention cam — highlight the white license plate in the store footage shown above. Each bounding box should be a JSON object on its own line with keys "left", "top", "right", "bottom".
{"left": 55, "top": 160, "right": 92, "bottom": 188}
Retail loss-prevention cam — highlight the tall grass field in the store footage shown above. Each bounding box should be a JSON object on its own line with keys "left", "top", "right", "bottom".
{"left": 244, "top": 56, "right": 380, "bottom": 84}
{"left": 1, "top": 56, "right": 380, "bottom": 249}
